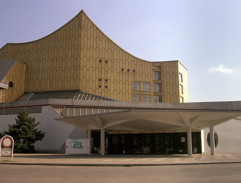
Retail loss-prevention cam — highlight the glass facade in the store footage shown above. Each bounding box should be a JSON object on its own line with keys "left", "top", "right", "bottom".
{"left": 154, "top": 84, "right": 161, "bottom": 92}
{"left": 154, "top": 72, "right": 161, "bottom": 80}
{"left": 133, "top": 81, "right": 140, "bottom": 91}
{"left": 108, "top": 132, "right": 201, "bottom": 154}
{"left": 144, "top": 95, "right": 151, "bottom": 102}
{"left": 144, "top": 82, "right": 151, "bottom": 92}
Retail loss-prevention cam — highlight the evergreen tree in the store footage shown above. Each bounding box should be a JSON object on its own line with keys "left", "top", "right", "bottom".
{"left": 4, "top": 109, "right": 45, "bottom": 153}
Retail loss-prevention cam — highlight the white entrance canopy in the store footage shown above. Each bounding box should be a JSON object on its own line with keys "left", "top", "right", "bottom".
{"left": 56, "top": 100, "right": 241, "bottom": 156}
{"left": 56, "top": 110, "right": 241, "bottom": 131}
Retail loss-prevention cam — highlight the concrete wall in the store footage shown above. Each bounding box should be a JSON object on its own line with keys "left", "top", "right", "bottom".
{"left": 0, "top": 106, "right": 87, "bottom": 153}
{"left": 204, "top": 119, "right": 241, "bottom": 153}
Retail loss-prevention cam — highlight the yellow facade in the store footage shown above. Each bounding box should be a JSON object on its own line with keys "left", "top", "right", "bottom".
{"left": 0, "top": 10, "right": 188, "bottom": 103}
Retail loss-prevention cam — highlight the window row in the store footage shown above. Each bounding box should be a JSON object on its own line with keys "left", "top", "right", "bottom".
{"left": 133, "top": 94, "right": 162, "bottom": 103}
{"left": 133, "top": 82, "right": 162, "bottom": 92}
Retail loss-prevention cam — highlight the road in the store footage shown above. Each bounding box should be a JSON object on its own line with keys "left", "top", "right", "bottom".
{"left": 1, "top": 163, "right": 241, "bottom": 183}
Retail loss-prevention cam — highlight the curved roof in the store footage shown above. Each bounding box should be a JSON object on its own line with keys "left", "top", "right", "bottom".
{"left": 0, "top": 10, "right": 184, "bottom": 65}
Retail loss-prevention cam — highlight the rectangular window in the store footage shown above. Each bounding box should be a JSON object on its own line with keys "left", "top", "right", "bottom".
{"left": 154, "top": 84, "right": 161, "bottom": 92}
{"left": 154, "top": 96, "right": 162, "bottom": 103}
{"left": 133, "top": 94, "right": 141, "bottom": 102}
{"left": 179, "top": 84, "right": 183, "bottom": 94}
{"left": 144, "top": 95, "right": 151, "bottom": 102}
{"left": 144, "top": 82, "right": 151, "bottom": 92}
{"left": 133, "top": 82, "right": 140, "bottom": 91}
{"left": 154, "top": 72, "right": 161, "bottom": 80}
{"left": 179, "top": 73, "right": 183, "bottom": 82}
{"left": 180, "top": 96, "right": 184, "bottom": 103}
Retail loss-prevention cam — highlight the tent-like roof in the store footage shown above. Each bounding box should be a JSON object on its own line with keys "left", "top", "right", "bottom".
{"left": 56, "top": 100, "right": 241, "bottom": 132}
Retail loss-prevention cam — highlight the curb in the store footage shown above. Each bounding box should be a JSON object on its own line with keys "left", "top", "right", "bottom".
{"left": 1, "top": 161, "right": 241, "bottom": 167}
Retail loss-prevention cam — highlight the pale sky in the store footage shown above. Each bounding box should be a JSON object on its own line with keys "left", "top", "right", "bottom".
{"left": 1, "top": 0, "right": 241, "bottom": 102}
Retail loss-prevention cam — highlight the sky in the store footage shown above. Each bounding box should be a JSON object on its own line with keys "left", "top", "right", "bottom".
{"left": 0, "top": 0, "right": 241, "bottom": 102}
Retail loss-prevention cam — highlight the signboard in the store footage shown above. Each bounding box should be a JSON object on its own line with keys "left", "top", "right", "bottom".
{"left": 0, "top": 135, "right": 14, "bottom": 161}
{"left": 65, "top": 139, "right": 90, "bottom": 155}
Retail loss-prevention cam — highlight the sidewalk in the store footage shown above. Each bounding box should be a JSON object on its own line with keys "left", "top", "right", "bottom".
{"left": 1, "top": 153, "right": 241, "bottom": 166}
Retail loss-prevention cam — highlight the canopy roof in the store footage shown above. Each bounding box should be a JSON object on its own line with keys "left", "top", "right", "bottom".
{"left": 56, "top": 100, "right": 241, "bottom": 132}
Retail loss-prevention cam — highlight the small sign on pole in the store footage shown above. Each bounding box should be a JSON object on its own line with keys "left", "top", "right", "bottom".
{"left": 0, "top": 135, "right": 14, "bottom": 161}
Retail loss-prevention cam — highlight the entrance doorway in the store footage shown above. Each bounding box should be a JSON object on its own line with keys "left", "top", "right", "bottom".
{"left": 108, "top": 132, "right": 201, "bottom": 154}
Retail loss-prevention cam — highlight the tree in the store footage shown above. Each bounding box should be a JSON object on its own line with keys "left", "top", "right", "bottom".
{"left": 4, "top": 109, "right": 45, "bottom": 153}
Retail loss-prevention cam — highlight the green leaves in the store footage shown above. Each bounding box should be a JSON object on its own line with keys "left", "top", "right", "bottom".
{"left": 4, "top": 109, "right": 45, "bottom": 153}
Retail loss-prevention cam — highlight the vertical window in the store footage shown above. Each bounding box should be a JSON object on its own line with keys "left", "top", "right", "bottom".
{"left": 144, "top": 82, "right": 151, "bottom": 92}
{"left": 154, "top": 84, "right": 161, "bottom": 92}
{"left": 144, "top": 95, "right": 151, "bottom": 102}
{"left": 154, "top": 72, "right": 161, "bottom": 80}
{"left": 180, "top": 96, "right": 184, "bottom": 103}
{"left": 133, "top": 94, "right": 141, "bottom": 102}
{"left": 133, "top": 82, "right": 140, "bottom": 91}
{"left": 179, "top": 73, "right": 183, "bottom": 82}
{"left": 154, "top": 96, "right": 162, "bottom": 103}
{"left": 179, "top": 84, "right": 183, "bottom": 94}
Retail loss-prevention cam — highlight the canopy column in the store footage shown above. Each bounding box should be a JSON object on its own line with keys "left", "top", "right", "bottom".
{"left": 100, "top": 128, "right": 105, "bottom": 156}
{"left": 187, "top": 126, "right": 192, "bottom": 156}
{"left": 88, "top": 129, "right": 91, "bottom": 154}
{"left": 210, "top": 126, "right": 215, "bottom": 155}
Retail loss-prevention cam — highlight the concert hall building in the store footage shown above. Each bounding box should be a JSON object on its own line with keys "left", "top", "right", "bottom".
{"left": 0, "top": 10, "right": 241, "bottom": 155}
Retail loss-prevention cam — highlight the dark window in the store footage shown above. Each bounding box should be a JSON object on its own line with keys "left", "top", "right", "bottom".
{"left": 121, "top": 68, "right": 124, "bottom": 71}
{"left": 105, "top": 79, "right": 108, "bottom": 82}
{"left": 99, "top": 79, "right": 102, "bottom": 81}
{"left": 99, "top": 59, "right": 102, "bottom": 63}
{"left": 127, "top": 69, "right": 130, "bottom": 72}
{"left": 105, "top": 86, "right": 108, "bottom": 88}
{"left": 105, "top": 60, "right": 108, "bottom": 63}
{"left": 133, "top": 69, "right": 135, "bottom": 72}
{"left": 99, "top": 85, "right": 102, "bottom": 88}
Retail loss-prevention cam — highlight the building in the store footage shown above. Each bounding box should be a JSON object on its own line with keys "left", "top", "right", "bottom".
{"left": 0, "top": 10, "right": 241, "bottom": 155}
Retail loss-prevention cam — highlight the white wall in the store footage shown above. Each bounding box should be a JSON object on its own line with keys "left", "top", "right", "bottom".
{"left": 0, "top": 106, "right": 87, "bottom": 153}
{"left": 204, "top": 119, "right": 241, "bottom": 153}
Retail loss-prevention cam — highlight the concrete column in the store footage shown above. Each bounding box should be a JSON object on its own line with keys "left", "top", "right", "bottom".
{"left": 100, "top": 128, "right": 105, "bottom": 156}
{"left": 210, "top": 126, "right": 215, "bottom": 155}
{"left": 187, "top": 126, "right": 192, "bottom": 156}
{"left": 88, "top": 130, "right": 91, "bottom": 154}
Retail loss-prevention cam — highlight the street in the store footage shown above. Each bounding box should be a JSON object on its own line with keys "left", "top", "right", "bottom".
{"left": 1, "top": 163, "right": 241, "bottom": 183}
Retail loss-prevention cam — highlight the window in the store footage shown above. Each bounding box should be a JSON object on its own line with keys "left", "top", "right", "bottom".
{"left": 99, "top": 59, "right": 102, "bottom": 63}
{"left": 144, "top": 95, "right": 151, "bottom": 102}
{"left": 127, "top": 69, "right": 130, "bottom": 72}
{"left": 154, "top": 72, "right": 161, "bottom": 80}
{"left": 154, "top": 96, "right": 162, "bottom": 103}
{"left": 133, "top": 94, "right": 141, "bottom": 102}
{"left": 180, "top": 96, "right": 184, "bottom": 103}
{"left": 154, "top": 84, "right": 161, "bottom": 92}
{"left": 179, "top": 73, "right": 183, "bottom": 82}
{"left": 8, "top": 81, "right": 14, "bottom": 88}
{"left": 121, "top": 68, "right": 124, "bottom": 71}
{"left": 144, "top": 82, "right": 151, "bottom": 92}
{"left": 179, "top": 84, "right": 183, "bottom": 94}
{"left": 133, "top": 81, "right": 140, "bottom": 91}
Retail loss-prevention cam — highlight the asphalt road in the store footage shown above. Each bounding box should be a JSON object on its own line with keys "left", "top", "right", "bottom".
{"left": 1, "top": 163, "right": 241, "bottom": 183}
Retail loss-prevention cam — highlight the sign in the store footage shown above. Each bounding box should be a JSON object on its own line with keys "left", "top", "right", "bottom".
{"left": 65, "top": 139, "right": 90, "bottom": 155}
{"left": 0, "top": 135, "right": 14, "bottom": 161}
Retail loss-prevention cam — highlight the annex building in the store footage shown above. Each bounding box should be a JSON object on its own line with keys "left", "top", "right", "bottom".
{"left": 0, "top": 10, "right": 241, "bottom": 155}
